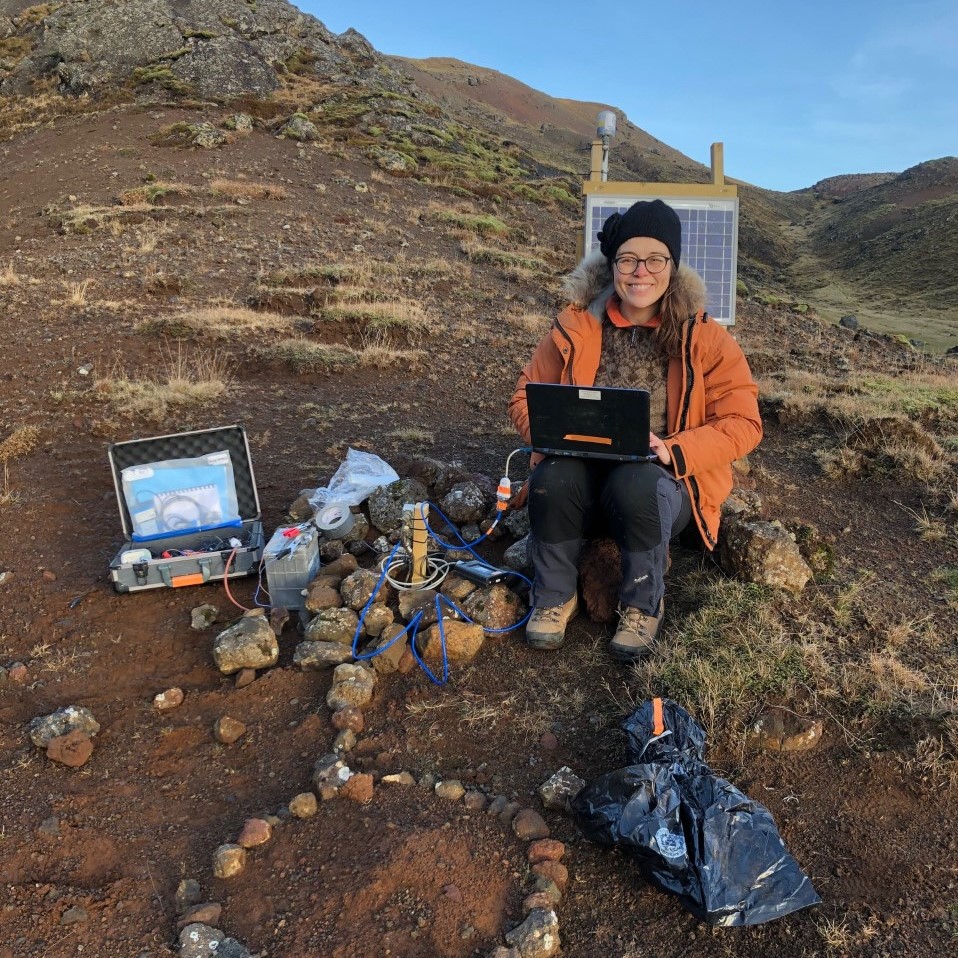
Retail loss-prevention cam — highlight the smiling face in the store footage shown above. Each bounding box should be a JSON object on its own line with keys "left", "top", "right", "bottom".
{"left": 612, "top": 236, "right": 672, "bottom": 325}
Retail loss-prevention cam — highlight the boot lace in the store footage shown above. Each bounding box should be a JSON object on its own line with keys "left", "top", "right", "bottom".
{"left": 532, "top": 605, "right": 566, "bottom": 624}
{"left": 616, "top": 604, "right": 650, "bottom": 635}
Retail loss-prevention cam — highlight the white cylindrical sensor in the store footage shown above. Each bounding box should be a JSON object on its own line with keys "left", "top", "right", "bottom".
{"left": 597, "top": 110, "right": 617, "bottom": 139}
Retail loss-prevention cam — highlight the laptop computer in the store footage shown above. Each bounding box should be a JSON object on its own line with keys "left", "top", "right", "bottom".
{"left": 525, "top": 383, "right": 656, "bottom": 462}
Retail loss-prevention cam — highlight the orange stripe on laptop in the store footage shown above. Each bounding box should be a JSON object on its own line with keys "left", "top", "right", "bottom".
{"left": 563, "top": 434, "right": 613, "bottom": 445}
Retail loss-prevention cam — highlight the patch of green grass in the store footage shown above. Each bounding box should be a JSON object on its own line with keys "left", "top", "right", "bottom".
{"left": 159, "top": 47, "right": 191, "bottom": 61}
{"left": 631, "top": 575, "right": 814, "bottom": 739}
{"left": 130, "top": 66, "right": 192, "bottom": 96}
{"left": 324, "top": 300, "right": 434, "bottom": 335}
{"left": 434, "top": 210, "right": 509, "bottom": 237}
{"left": 284, "top": 48, "right": 318, "bottom": 75}
{"left": 512, "top": 183, "right": 578, "bottom": 208}
{"left": 461, "top": 242, "right": 548, "bottom": 272}
{"left": 932, "top": 566, "right": 958, "bottom": 609}
{"left": 857, "top": 375, "right": 958, "bottom": 418}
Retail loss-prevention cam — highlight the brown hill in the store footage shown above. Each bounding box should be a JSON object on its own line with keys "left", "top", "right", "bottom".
{"left": 0, "top": 6, "right": 957, "bottom": 958}
{"left": 388, "top": 57, "right": 958, "bottom": 351}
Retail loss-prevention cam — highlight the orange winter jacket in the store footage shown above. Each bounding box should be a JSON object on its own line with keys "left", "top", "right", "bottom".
{"left": 508, "top": 254, "right": 762, "bottom": 549}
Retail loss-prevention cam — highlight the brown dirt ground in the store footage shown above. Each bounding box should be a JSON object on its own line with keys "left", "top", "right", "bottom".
{"left": 1, "top": 103, "right": 957, "bottom": 958}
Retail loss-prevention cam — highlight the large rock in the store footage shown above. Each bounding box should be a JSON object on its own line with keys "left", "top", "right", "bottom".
{"left": 462, "top": 583, "right": 525, "bottom": 632}
{"left": 303, "top": 607, "right": 360, "bottom": 645}
{"left": 367, "top": 478, "right": 428, "bottom": 534}
{"left": 502, "top": 535, "right": 531, "bottom": 572}
{"left": 504, "top": 908, "right": 560, "bottom": 958}
{"left": 29, "top": 705, "right": 100, "bottom": 748}
{"left": 720, "top": 517, "right": 813, "bottom": 594}
{"left": 326, "top": 664, "right": 376, "bottom": 710}
{"left": 397, "top": 588, "right": 440, "bottom": 626}
{"left": 440, "top": 480, "right": 492, "bottom": 523}
{"left": 178, "top": 923, "right": 251, "bottom": 958}
{"left": 538, "top": 767, "right": 585, "bottom": 813}
{"left": 212, "top": 615, "right": 279, "bottom": 674}
{"left": 312, "top": 753, "right": 351, "bottom": 800}
{"left": 749, "top": 708, "right": 824, "bottom": 751}
{"left": 45, "top": 730, "right": 94, "bottom": 767}
{"left": 294, "top": 640, "right": 353, "bottom": 670}
{"left": 0, "top": 0, "right": 402, "bottom": 101}
{"left": 278, "top": 113, "right": 320, "bottom": 141}
{"left": 419, "top": 620, "right": 484, "bottom": 663}
{"left": 340, "top": 569, "right": 392, "bottom": 611}
{"left": 503, "top": 507, "right": 531, "bottom": 539}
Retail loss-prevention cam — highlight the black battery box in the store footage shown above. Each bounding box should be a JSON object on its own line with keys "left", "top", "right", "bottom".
{"left": 107, "top": 425, "right": 264, "bottom": 593}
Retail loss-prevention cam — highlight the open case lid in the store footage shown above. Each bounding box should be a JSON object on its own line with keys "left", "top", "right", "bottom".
{"left": 108, "top": 425, "right": 260, "bottom": 538}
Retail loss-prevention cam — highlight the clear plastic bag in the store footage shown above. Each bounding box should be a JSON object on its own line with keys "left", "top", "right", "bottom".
{"left": 308, "top": 447, "right": 399, "bottom": 509}
{"left": 121, "top": 450, "right": 241, "bottom": 541}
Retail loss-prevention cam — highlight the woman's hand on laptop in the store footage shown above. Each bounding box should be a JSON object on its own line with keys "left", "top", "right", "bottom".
{"left": 649, "top": 432, "right": 671, "bottom": 466}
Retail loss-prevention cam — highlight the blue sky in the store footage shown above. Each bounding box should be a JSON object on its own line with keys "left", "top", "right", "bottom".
{"left": 307, "top": 0, "right": 957, "bottom": 192}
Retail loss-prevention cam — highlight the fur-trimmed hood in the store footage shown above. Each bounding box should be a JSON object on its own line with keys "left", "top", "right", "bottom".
{"left": 561, "top": 249, "right": 707, "bottom": 320}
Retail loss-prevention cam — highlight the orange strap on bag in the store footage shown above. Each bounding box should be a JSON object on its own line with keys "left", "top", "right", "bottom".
{"left": 652, "top": 697, "right": 665, "bottom": 736}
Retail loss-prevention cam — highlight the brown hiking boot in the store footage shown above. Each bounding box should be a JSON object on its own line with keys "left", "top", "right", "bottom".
{"left": 609, "top": 600, "right": 664, "bottom": 662}
{"left": 525, "top": 593, "right": 579, "bottom": 650}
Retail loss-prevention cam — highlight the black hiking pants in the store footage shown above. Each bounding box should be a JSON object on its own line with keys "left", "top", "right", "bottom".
{"left": 527, "top": 456, "right": 692, "bottom": 615}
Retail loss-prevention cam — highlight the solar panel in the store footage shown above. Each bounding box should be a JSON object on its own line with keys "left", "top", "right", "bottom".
{"left": 585, "top": 194, "right": 740, "bottom": 325}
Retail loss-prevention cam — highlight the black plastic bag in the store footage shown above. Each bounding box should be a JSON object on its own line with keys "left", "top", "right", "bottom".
{"left": 572, "top": 698, "right": 821, "bottom": 926}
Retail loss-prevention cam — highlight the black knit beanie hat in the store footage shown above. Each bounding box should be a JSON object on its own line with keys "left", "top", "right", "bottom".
{"left": 597, "top": 199, "right": 682, "bottom": 268}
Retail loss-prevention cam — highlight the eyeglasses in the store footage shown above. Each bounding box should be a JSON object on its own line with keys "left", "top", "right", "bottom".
{"left": 613, "top": 254, "right": 671, "bottom": 275}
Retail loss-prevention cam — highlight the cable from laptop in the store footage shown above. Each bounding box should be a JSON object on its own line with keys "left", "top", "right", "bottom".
{"left": 420, "top": 446, "right": 530, "bottom": 556}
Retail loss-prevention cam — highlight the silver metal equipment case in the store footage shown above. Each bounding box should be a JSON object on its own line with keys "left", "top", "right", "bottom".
{"left": 107, "top": 425, "right": 264, "bottom": 593}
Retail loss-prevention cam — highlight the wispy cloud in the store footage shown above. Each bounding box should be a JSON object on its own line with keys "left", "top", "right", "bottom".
{"left": 831, "top": 3, "right": 958, "bottom": 105}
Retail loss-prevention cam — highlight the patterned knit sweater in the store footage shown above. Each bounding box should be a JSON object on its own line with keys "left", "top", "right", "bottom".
{"left": 594, "top": 317, "right": 669, "bottom": 435}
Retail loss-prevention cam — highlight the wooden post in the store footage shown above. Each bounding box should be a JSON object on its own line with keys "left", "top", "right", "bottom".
{"left": 590, "top": 139, "right": 604, "bottom": 182}
{"left": 711, "top": 142, "right": 725, "bottom": 186}
{"left": 410, "top": 502, "right": 429, "bottom": 583}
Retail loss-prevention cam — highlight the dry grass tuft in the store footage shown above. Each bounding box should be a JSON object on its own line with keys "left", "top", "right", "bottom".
{"left": 386, "top": 427, "right": 434, "bottom": 444}
{"left": 325, "top": 299, "right": 435, "bottom": 337}
{"left": 259, "top": 339, "right": 358, "bottom": 372}
{"left": 931, "top": 566, "right": 958, "bottom": 609}
{"left": 459, "top": 238, "right": 550, "bottom": 273}
{"left": 118, "top": 181, "right": 199, "bottom": 206}
{"left": 357, "top": 342, "right": 426, "bottom": 370}
{"left": 0, "top": 426, "right": 41, "bottom": 463}
{"left": 139, "top": 306, "right": 295, "bottom": 340}
{"left": 503, "top": 311, "right": 550, "bottom": 336}
{"left": 94, "top": 347, "right": 231, "bottom": 420}
{"left": 0, "top": 463, "right": 20, "bottom": 506}
{"left": 0, "top": 262, "right": 19, "bottom": 287}
{"left": 68, "top": 278, "right": 93, "bottom": 305}
{"left": 817, "top": 916, "right": 853, "bottom": 951}
{"left": 899, "top": 502, "right": 948, "bottom": 541}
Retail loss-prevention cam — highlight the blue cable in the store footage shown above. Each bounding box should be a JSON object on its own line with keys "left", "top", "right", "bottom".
{"left": 423, "top": 502, "right": 500, "bottom": 559}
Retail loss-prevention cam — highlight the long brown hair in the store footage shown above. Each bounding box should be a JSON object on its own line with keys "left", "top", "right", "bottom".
{"left": 652, "top": 272, "right": 686, "bottom": 358}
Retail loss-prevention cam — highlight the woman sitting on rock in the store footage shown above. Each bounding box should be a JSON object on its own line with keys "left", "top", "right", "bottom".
{"left": 509, "top": 199, "right": 762, "bottom": 661}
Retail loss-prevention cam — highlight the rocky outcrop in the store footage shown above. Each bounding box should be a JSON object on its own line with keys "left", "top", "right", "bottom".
{"left": 0, "top": 0, "right": 410, "bottom": 100}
